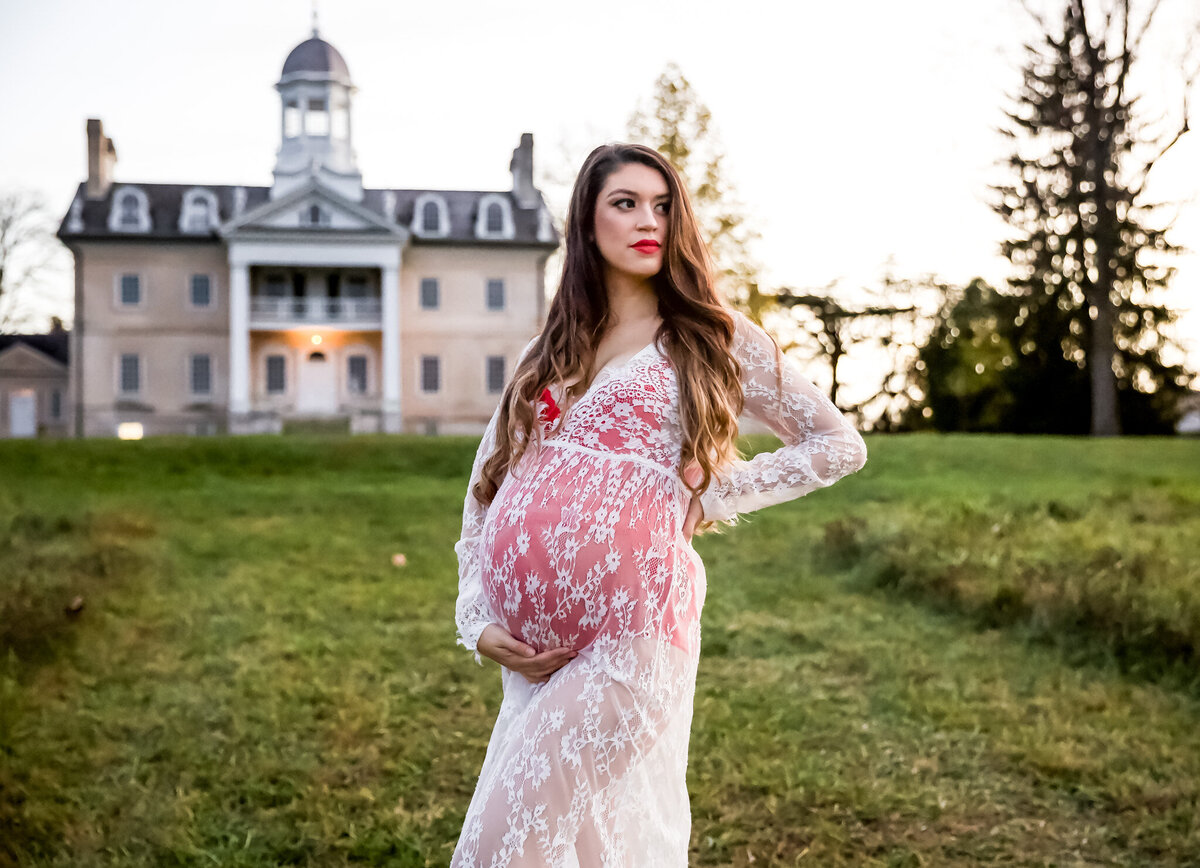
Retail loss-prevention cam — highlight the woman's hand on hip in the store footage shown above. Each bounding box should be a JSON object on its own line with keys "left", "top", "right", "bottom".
{"left": 476, "top": 623, "right": 577, "bottom": 684}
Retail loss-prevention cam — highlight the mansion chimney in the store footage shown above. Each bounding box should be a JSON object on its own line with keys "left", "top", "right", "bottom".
{"left": 510, "top": 133, "right": 538, "bottom": 209}
{"left": 86, "top": 119, "right": 117, "bottom": 200}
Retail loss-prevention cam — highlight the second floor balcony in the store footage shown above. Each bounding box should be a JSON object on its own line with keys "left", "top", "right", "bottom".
{"left": 250, "top": 296, "right": 382, "bottom": 328}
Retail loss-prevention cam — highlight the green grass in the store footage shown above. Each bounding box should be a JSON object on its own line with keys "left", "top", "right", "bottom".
{"left": 1, "top": 433, "right": 1198, "bottom": 866}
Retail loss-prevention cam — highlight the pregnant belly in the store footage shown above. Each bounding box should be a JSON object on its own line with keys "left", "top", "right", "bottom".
{"left": 479, "top": 448, "right": 703, "bottom": 654}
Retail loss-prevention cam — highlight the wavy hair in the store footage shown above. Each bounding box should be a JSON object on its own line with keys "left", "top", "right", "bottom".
{"left": 474, "top": 143, "right": 743, "bottom": 511}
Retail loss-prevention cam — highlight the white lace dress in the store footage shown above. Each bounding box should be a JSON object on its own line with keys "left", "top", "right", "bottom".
{"left": 451, "top": 312, "right": 867, "bottom": 868}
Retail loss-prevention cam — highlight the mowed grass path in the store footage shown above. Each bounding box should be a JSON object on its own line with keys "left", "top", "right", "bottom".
{"left": 1, "top": 434, "right": 1198, "bottom": 867}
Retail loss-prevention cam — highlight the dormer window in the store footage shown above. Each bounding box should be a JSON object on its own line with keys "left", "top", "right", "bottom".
{"left": 423, "top": 201, "right": 440, "bottom": 232}
{"left": 474, "top": 193, "right": 514, "bottom": 239}
{"left": 305, "top": 98, "right": 329, "bottom": 136}
{"left": 486, "top": 202, "right": 503, "bottom": 233}
{"left": 107, "top": 186, "right": 151, "bottom": 233}
{"left": 412, "top": 193, "right": 449, "bottom": 238}
{"left": 119, "top": 194, "right": 139, "bottom": 227}
{"left": 179, "top": 188, "right": 218, "bottom": 233}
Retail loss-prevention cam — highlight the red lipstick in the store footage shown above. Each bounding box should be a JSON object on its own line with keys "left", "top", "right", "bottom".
{"left": 631, "top": 240, "right": 660, "bottom": 253}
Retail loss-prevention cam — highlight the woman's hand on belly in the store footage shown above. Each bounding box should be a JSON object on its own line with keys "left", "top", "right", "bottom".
{"left": 476, "top": 623, "right": 578, "bottom": 685}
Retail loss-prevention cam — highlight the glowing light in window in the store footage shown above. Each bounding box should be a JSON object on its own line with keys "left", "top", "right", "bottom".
{"left": 117, "top": 422, "right": 144, "bottom": 440}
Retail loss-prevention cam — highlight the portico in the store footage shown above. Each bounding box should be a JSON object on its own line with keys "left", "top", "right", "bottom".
{"left": 226, "top": 234, "right": 404, "bottom": 433}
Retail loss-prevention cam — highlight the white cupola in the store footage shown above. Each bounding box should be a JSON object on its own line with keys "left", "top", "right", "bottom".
{"left": 271, "top": 26, "right": 363, "bottom": 202}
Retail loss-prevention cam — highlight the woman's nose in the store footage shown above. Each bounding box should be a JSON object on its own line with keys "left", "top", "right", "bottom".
{"left": 636, "top": 205, "right": 658, "bottom": 229}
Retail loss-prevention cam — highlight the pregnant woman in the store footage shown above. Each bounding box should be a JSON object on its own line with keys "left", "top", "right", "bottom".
{"left": 451, "top": 143, "right": 867, "bottom": 867}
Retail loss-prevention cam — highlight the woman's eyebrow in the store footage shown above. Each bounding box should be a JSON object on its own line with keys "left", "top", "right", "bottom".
{"left": 606, "top": 188, "right": 671, "bottom": 200}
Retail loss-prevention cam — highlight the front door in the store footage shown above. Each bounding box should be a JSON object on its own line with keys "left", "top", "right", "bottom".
{"left": 9, "top": 389, "right": 36, "bottom": 437}
{"left": 296, "top": 351, "right": 338, "bottom": 414}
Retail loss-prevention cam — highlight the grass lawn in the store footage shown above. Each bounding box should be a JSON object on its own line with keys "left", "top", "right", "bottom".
{"left": 1, "top": 433, "right": 1198, "bottom": 867}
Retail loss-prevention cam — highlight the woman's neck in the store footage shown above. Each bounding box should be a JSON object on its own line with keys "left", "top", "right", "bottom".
{"left": 603, "top": 270, "right": 659, "bottom": 326}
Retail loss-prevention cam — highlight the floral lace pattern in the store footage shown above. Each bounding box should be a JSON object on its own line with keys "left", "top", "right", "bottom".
{"left": 452, "top": 312, "right": 867, "bottom": 867}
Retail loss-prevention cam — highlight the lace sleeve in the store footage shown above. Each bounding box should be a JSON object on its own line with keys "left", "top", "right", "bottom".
{"left": 698, "top": 312, "right": 868, "bottom": 524}
{"left": 453, "top": 402, "right": 504, "bottom": 664}
{"left": 453, "top": 338, "right": 537, "bottom": 664}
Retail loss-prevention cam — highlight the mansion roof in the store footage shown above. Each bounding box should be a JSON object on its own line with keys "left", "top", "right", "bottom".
{"left": 57, "top": 182, "right": 558, "bottom": 247}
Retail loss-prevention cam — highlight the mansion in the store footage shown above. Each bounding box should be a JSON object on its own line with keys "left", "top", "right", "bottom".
{"left": 55, "top": 28, "right": 558, "bottom": 437}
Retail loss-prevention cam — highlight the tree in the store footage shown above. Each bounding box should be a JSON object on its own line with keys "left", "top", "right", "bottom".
{"left": 994, "top": 0, "right": 1196, "bottom": 435}
{"left": 627, "top": 64, "right": 770, "bottom": 322}
{"left": 906, "top": 274, "right": 1184, "bottom": 435}
{"left": 0, "top": 191, "right": 64, "bottom": 333}
{"left": 775, "top": 284, "right": 916, "bottom": 415}
{"left": 904, "top": 279, "right": 1026, "bottom": 432}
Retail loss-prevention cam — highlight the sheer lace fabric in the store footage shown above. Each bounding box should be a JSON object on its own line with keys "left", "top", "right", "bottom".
{"left": 452, "top": 313, "right": 867, "bottom": 867}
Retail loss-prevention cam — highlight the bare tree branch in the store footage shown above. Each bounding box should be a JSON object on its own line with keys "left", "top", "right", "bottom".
{"left": 0, "top": 190, "right": 66, "bottom": 333}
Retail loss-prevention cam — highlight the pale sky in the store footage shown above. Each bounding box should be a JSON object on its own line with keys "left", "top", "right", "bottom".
{"left": 2, "top": 0, "right": 1197, "bottom": 376}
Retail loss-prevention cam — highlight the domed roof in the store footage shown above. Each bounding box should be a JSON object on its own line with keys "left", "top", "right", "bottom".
{"left": 281, "top": 34, "right": 351, "bottom": 84}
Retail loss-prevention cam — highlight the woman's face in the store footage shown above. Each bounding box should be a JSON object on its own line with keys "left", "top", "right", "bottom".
{"left": 592, "top": 162, "right": 670, "bottom": 285}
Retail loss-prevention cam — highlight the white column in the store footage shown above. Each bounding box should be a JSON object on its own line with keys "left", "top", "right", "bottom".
{"left": 229, "top": 263, "right": 251, "bottom": 422}
{"left": 381, "top": 264, "right": 401, "bottom": 433}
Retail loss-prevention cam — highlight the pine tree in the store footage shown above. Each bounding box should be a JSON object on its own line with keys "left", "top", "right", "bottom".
{"left": 627, "top": 64, "right": 769, "bottom": 322}
{"left": 993, "top": 0, "right": 1194, "bottom": 434}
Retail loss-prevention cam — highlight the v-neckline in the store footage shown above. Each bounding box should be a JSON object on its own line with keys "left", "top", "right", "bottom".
{"left": 592, "top": 339, "right": 658, "bottom": 383}
{"left": 551, "top": 340, "right": 661, "bottom": 427}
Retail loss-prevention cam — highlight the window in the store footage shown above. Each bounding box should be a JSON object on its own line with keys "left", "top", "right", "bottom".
{"left": 108, "top": 186, "right": 150, "bottom": 232}
{"left": 118, "top": 193, "right": 141, "bottom": 228}
{"left": 50, "top": 389, "right": 62, "bottom": 420}
{"left": 486, "top": 278, "right": 505, "bottom": 311}
{"left": 422, "top": 200, "right": 440, "bottom": 232}
{"left": 420, "top": 356, "right": 440, "bottom": 393}
{"left": 119, "top": 274, "right": 141, "bottom": 306}
{"left": 486, "top": 202, "right": 504, "bottom": 233}
{"left": 344, "top": 277, "right": 368, "bottom": 298}
{"left": 266, "top": 355, "right": 286, "bottom": 394}
{"left": 264, "top": 276, "right": 287, "bottom": 297}
{"left": 284, "top": 100, "right": 301, "bottom": 138}
{"left": 191, "top": 354, "right": 212, "bottom": 395}
{"left": 486, "top": 355, "right": 506, "bottom": 394}
{"left": 413, "top": 194, "right": 449, "bottom": 238}
{"left": 190, "top": 274, "right": 212, "bottom": 308}
{"left": 305, "top": 204, "right": 329, "bottom": 227}
{"left": 179, "top": 189, "right": 218, "bottom": 233}
{"left": 305, "top": 98, "right": 329, "bottom": 136}
{"left": 348, "top": 354, "right": 367, "bottom": 394}
{"left": 119, "top": 353, "right": 140, "bottom": 394}
{"left": 475, "top": 194, "right": 513, "bottom": 239}
{"left": 420, "top": 277, "right": 439, "bottom": 310}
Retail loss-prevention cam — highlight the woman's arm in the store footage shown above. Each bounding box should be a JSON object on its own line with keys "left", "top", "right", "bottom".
{"left": 453, "top": 337, "right": 577, "bottom": 680}
{"left": 699, "top": 312, "right": 868, "bottom": 524}
{"left": 453, "top": 401, "right": 506, "bottom": 664}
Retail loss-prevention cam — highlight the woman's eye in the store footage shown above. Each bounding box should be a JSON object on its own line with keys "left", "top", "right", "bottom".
{"left": 655, "top": 202, "right": 670, "bottom": 214}
{"left": 614, "top": 198, "right": 634, "bottom": 209}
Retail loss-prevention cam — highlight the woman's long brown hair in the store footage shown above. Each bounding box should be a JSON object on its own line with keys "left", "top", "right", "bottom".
{"left": 474, "top": 143, "right": 743, "bottom": 508}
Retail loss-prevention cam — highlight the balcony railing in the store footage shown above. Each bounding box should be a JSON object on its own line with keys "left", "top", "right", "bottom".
{"left": 250, "top": 297, "right": 382, "bottom": 325}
